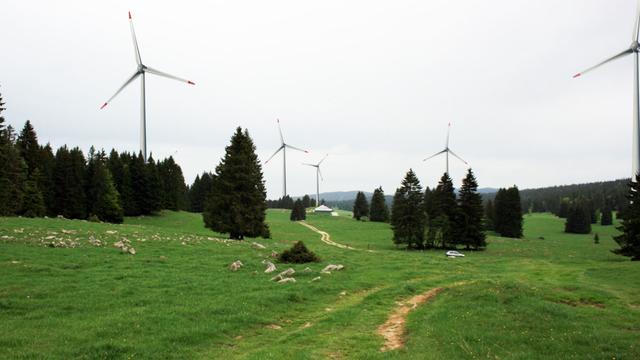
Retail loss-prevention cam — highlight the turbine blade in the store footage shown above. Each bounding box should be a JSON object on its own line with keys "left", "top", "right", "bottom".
{"left": 145, "top": 66, "right": 195, "bottom": 85}
{"left": 446, "top": 122, "right": 451, "bottom": 148}
{"left": 264, "top": 145, "right": 284, "bottom": 164}
{"left": 573, "top": 48, "right": 633, "bottom": 78}
{"left": 318, "top": 168, "right": 324, "bottom": 181}
{"left": 302, "top": 163, "right": 317, "bottom": 167}
{"left": 448, "top": 149, "right": 468, "bottom": 165}
{"left": 129, "top": 11, "right": 142, "bottom": 65}
{"left": 285, "top": 144, "right": 309, "bottom": 153}
{"left": 277, "top": 119, "right": 284, "bottom": 144}
{"left": 318, "top": 154, "right": 328, "bottom": 166}
{"left": 423, "top": 149, "right": 447, "bottom": 162}
{"left": 100, "top": 71, "right": 140, "bottom": 109}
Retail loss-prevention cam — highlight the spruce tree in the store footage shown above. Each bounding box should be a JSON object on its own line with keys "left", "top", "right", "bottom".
{"left": 458, "top": 169, "right": 486, "bottom": 250}
{"left": 52, "top": 146, "right": 87, "bottom": 219}
{"left": 353, "top": 191, "right": 369, "bottom": 220}
{"left": 143, "top": 155, "right": 163, "bottom": 214}
{"left": 158, "top": 156, "right": 187, "bottom": 211}
{"left": 564, "top": 198, "right": 591, "bottom": 234}
{"left": 87, "top": 150, "right": 123, "bottom": 223}
{"left": 390, "top": 169, "right": 425, "bottom": 249}
{"left": 484, "top": 199, "right": 495, "bottom": 231}
{"left": 39, "top": 144, "right": 56, "bottom": 215}
{"left": 203, "top": 127, "right": 269, "bottom": 239}
{"left": 428, "top": 173, "right": 458, "bottom": 248}
{"left": 494, "top": 186, "right": 523, "bottom": 238}
{"left": 21, "top": 170, "right": 46, "bottom": 218}
{"left": 0, "top": 127, "right": 27, "bottom": 216}
{"left": 302, "top": 195, "right": 311, "bottom": 209}
{"left": 369, "top": 187, "right": 389, "bottom": 222}
{"left": 290, "top": 199, "right": 306, "bottom": 221}
{"left": 601, "top": 205, "right": 613, "bottom": 226}
{"left": 612, "top": 175, "right": 640, "bottom": 260}
{"left": 16, "top": 120, "right": 41, "bottom": 177}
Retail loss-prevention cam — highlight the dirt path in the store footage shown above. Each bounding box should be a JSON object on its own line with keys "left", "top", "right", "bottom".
{"left": 377, "top": 287, "right": 444, "bottom": 352}
{"left": 298, "top": 221, "right": 357, "bottom": 250}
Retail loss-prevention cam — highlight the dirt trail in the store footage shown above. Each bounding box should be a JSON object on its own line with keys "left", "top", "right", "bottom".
{"left": 298, "top": 221, "right": 356, "bottom": 250}
{"left": 377, "top": 288, "right": 443, "bottom": 352}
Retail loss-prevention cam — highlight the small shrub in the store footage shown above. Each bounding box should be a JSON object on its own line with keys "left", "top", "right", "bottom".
{"left": 279, "top": 241, "right": 319, "bottom": 263}
{"left": 594, "top": 233, "right": 600, "bottom": 244}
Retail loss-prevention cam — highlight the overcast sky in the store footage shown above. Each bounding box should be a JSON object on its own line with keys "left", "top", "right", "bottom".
{"left": 1, "top": 0, "right": 637, "bottom": 198}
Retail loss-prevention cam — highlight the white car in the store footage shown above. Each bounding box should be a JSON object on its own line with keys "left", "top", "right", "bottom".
{"left": 446, "top": 250, "right": 465, "bottom": 258}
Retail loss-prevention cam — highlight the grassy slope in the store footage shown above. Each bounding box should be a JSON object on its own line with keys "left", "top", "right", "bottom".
{"left": 0, "top": 211, "right": 638, "bottom": 359}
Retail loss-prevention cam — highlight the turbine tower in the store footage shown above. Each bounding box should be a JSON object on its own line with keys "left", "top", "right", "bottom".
{"left": 423, "top": 123, "right": 468, "bottom": 174}
{"left": 100, "top": 11, "right": 195, "bottom": 162}
{"left": 573, "top": 2, "right": 640, "bottom": 178}
{"left": 303, "top": 154, "right": 328, "bottom": 207}
{"left": 264, "top": 119, "right": 308, "bottom": 197}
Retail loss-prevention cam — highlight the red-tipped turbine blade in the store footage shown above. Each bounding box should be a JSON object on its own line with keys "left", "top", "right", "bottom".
{"left": 100, "top": 102, "right": 108, "bottom": 109}
{"left": 573, "top": 73, "right": 582, "bottom": 78}
{"left": 187, "top": 81, "right": 195, "bottom": 85}
{"left": 128, "top": 11, "right": 132, "bottom": 19}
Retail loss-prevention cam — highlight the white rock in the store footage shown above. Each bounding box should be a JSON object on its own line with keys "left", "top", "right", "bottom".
{"left": 264, "top": 261, "right": 277, "bottom": 273}
{"left": 321, "top": 264, "right": 344, "bottom": 274}
{"left": 270, "top": 268, "right": 295, "bottom": 281}
{"left": 278, "top": 277, "right": 296, "bottom": 284}
{"left": 228, "top": 260, "right": 243, "bottom": 271}
{"left": 251, "top": 242, "right": 266, "bottom": 250}
{"left": 311, "top": 276, "right": 321, "bottom": 282}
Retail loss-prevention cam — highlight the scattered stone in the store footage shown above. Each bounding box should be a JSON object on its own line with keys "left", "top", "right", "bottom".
{"left": 159, "top": 256, "right": 168, "bottom": 261}
{"left": 278, "top": 277, "right": 296, "bottom": 284}
{"left": 88, "top": 236, "right": 103, "bottom": 247}
{"left": 44, "top": 235, "right": 56, "bottom": 240}
{"left": 113, "top": 238, "right": 135, "bottom": 255}
{"left": 252, "top": 242, "right": 266, "bottom": 250}
{"left": 11, "top": 260, "right": 20, "bottom": 264}
{"left": 13, "top": 228, "right": 24, "bottom": 233}
{"left": 44, "top": 239, "right": 79, "bottom": 248}
{"left": 266, "top": 324, "right": 282, "bottom": 330}
{"left": 56, "top": 215, "right": 65, "bottom": 219}
{"left": 105, "top": 230, "right": 118, "bottom": 235}
{"left": 301, "top": 322, "right": 312, "bottom": 329}
{"left": 271, "top": 268, "right": 295, "bottom": 282}
{"left": 339, "top": 291, "right": 347, "bottom": 296}
{"left": 229, "top": 260, "right": 243, "bottom": 271}
{"left": 235, "top": 335, "right": 243, "bottom": 340}
{"left": 321, "top": 264, "right": 344, "bottom": 274}
{"left": 311, "top": 276, "right": 321, "bottom": 282}
{"left": 263, "top": 261, "right": 277, "bottom": 273}
{"left": 303, "top": 267, "right": 313, "bottom": 272}
{"left": 61, "top": 229, "right": 76, "bottom": 235}
{"left": 270, "top": 250, "right": 278, "bottom": 258}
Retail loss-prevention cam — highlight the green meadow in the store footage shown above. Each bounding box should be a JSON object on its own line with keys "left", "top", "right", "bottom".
{"left": 0, "top": 211, "right": 638, "bottom": 359}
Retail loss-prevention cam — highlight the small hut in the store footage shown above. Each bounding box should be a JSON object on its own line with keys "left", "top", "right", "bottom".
{"left": 313, "top": 205, "right": 333, "bottom": 215}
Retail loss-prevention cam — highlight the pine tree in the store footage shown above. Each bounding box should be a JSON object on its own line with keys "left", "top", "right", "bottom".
{"left": 290, "top": 199, "right": 306, "bottom": 221}
{"left": 16, "top": 120, "right": 41, "bottom": 177}
{"left": 390, "top": 169, "right": 425, "bottom": 249}
{"left": 39, "top": 144, "right": 56, "bottom": 215}
{"left": 0, "top": 127, "right": 27, "bottom": 216}
{"left": 302, "top": 194, "right": 311, "bottom": 209}
{"left": 564, "top": 198, "right": 591, "bottom": 234}
{"left": 158, "top": 156, "right": 187, "bottom": 211}
{"left": 612, "top": 176, "right": 640, "bottom": 260}
{"left": 484, "top": 199, "right": 495, "bottom": 231}
{"left": 52, "top": 146, "right": 87, "bottom": 219}
{"left": 428, "top": 173, "right": 458, "bottom": 248}
{"left": 369, "top": 187, "right": 389, "bottom": 222}
{"left": 557, "top": 198, "right": 571, "bottom": 218}
{"left": 601, "top": 205, "right": 613, "bottom": 226}
{"left": 203, "top": 127, "right": 269, "bottom": 239}
{"left": 143, "top": 155, "right": 163, "bottom": 214}
{"left": 353, "top": 191, "right": 369, "bottom": 220}
{"left": 21, "top": 170, "right": 46, "bottom": 218}
{"left": 458, "top": 169, "right": 486, "bottom": 250}
{"left": 87, "top": 150, "right": 123, "bottom": 223}
{"left": 494, "top": 186, "right": 523, "bottom": 238}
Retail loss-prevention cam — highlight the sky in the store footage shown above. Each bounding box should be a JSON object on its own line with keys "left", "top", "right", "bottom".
{"left": 0, "top": 0, "right": 637, "bottom": 199}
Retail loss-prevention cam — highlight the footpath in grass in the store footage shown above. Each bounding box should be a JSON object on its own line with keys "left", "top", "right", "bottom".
{"left": 0, "top": 211, "right": 638, "bottom": 359}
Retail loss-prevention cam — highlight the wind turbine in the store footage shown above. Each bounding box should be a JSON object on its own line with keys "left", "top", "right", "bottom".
{"left": 264, "top": 119, "right": 309, "bottom": 197}
{"left": 423, "top": 123, "right": 468, "bottom": 174}
{"left": 303, "top": 154, "right": 328, "bottom": 207}
{"left": 573, "top": 2, "right": 640, "bottom": 178}
{"left": 100, "top": 11, "right": 195, "bottom": 162}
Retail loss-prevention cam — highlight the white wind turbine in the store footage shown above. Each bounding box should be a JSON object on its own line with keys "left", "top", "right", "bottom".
{"left": 573, "top": 2, "right": 640, "bottom": 178}
{"left": 303, "top": 154, "right": 328, "bottom": 207}
{"left": 423, "top": 123, "right": 468, "bottom": 174}
{"left": 264, "top": 119, "right": 309, "bottom": 197}
{"left": 100, "top": 11, "right": 195, "bottom": 162}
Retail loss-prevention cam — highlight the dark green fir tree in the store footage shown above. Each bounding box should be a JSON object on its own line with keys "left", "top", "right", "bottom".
{"left": 564, "top": 198, "right": 592, "bottom": 234}
{"left": 458, "top": 169, "right": 486, "bottom": 250}
{"left": 203, "top": 127, "right": 269, "bottom": 239}
{"left": 353, "top": 191, "right": 369, "bottom": 220}
{"left": 369, "top": 186, "right": 389, "bottom": 222}
{"left": 494, "top": 186, "right": 523, "bottom": 238}
{"left": 21, "top": 170, "right": 46, "bottom": 218}
{"left": 390, "top": 169, "right": 425, "bottom": 249}
{"left": 612, "top": 175, "right": 640, "bottom": 260}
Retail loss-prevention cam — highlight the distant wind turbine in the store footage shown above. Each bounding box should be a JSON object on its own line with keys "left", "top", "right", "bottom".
{"left": 264, "top": 119, "right": 309, "bottom": 197}
{"left": 303, "top": 154, "right": 328, "bottom": 207}
{"left": 100, "top": 11, "right": 195, "bottom": 162}
{"left": 573, "top": 2, "right": 640, "bottom": 178}
{"left": 423, "top": 123, "right": 468, "bottom": 174}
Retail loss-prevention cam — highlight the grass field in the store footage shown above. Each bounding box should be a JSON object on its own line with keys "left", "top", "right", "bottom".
{"left": 1, "top": 211, "right": 639, "bottom": 359}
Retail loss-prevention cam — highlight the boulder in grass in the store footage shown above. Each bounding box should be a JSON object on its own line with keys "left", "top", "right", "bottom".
{"left": 321, "top": 264, "right": 344, "bottom": 274}
{"left": 263, "top": 261, "right": 277, "bottom": 273}
{"left": 252, "top": 242, "right": 266, "bottom": 250}
{"left": 229, "top": 260, "right": 243, "bottom": 271}
{"left": 271, "top": 268, "right": 295, "bottom": 282}
{"left": 278, "top": 277, "right": 296, "bottom": 284}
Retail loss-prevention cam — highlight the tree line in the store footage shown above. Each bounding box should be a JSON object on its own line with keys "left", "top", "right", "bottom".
{"left": 0, "top": 94, "right": 187, "bottom": 223}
